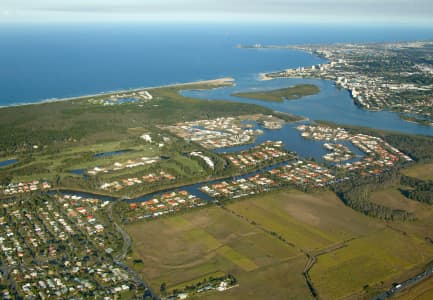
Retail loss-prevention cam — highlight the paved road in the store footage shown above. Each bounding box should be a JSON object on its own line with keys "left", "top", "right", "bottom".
{"left": 373, "top": 266, "right": 433, "bottom": 300}
{"left": 108, "top": 202, "right": 159, "bottom": 299}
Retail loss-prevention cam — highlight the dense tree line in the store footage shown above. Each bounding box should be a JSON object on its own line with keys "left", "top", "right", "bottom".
{"left": 384, "top": 135, "right": 433, "bottom": 162}
{"left": 332, "top": 169, "right": 415, "bottom": 221}
{"left": 0, "top": 125, "right": 90, "bottom": 154}
{"left": 400, "top": 175, "right": 433, "bottom": 204}
{"left": 0, "top": 88, "right": 275, "bottom": 155}
{"left": 336, "top": 186, "right": 415, "bottom": 221}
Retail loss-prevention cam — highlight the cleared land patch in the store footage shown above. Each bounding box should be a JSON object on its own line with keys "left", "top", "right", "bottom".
{"left": 227, "top": 190, "right": 381, "bottom": 251}
{"left": 310, "top": 228, "right": 433, "bottom": 299}
{"left": 369, "top": 187, "right": 433, "bottom": 240}
{"left": 216, "top": 246, "right": 258, "bottom": 271}
{"left": 370, "top": 187, "right": 430, "bottom": 216}
{"left": 126, "top": 207, "right": 302, "bottom": 298}
{"left": 402, "top": 162, "right": 433, "bottom": 181}
{"left": 127, "top": 189, "right": 433, "bottom": 299}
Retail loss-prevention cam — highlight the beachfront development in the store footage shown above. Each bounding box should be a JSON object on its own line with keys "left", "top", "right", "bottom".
{"left": 88, "top": 90, "right": 153, "bottom": 106}
{"left": 264, "top": 41, "right": 433, "bottom": 126}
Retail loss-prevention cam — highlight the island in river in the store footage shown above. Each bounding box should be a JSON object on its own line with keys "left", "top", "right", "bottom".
{"left": 260, "top": 41, "right": 433, "bottom": 126}
{"left": 231, "top": 84, "right": 320, "bottom": 102}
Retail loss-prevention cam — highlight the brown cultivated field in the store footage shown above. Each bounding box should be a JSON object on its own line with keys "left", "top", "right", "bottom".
{"left": 126, "top": 206, "right": 311, "bottom": 299}
{"left": 126, "top": 189, "right": 433, "bottom": 299}
{"left": 227, "top": 190, "right": 382, "bottom": 251}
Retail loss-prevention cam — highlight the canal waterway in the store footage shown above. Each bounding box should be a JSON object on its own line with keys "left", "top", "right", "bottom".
{"left": 214, "top": 120, "right": 365, "bottom": 165}
{"left": 53, "top": 159, "right": 294, "bottom": 203}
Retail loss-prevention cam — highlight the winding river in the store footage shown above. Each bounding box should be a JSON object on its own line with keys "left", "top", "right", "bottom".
{"left": 183, "top": 75, "right": 433, "bottom": 136}
{"left": 54, "top": 49, "right": 432, "bottom": 203}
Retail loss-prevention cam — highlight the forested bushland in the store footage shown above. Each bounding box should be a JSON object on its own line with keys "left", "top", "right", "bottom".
{"left": 384, "top": 134, "right": 433, "bottom": 162}
{"left": 332, "top": 169, "right": 416, "bottom": 221}
{"left": 0, "top": 86, "right": 275, "bottom": 155}
{"left": 400, "top": 175, "right": 433, "bottom": 204}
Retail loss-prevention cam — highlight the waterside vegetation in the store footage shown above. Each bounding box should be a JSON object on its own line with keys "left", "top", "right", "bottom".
{"left": 232, "top": 84, "right": 320, "bottom": 102}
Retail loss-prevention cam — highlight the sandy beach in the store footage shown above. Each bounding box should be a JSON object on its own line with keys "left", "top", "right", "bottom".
{"left": 259, "top": 73, "right": 273, "bottom": 81}
{"left": 0, "top": 77, "right": 236, "bottom": 109}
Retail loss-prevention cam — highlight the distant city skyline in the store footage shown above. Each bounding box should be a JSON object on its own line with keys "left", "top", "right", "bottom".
{"left": 1, "top": 0, "right": 433, "bottom": 25}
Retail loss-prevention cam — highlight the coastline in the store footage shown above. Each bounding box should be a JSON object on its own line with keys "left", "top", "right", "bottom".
{"left": 0, "top": 77, "right": 235, "bottom": 109}
{"left": 258, "top": 48, "right": 433, "bottom": 128}
{"left": 259, "top": 73, "right": 273, "bottom": 81}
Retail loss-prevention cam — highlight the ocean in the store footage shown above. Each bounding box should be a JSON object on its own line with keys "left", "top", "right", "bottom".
{"left": 1, "top": 22, "right": 433, "bottom": 135}
{"left": 1, "top": 23, "right": 433, "bottom": 106}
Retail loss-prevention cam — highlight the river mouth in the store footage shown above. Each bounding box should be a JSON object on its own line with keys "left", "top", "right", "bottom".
{"left": 53, "top": 74, "right": 432, "bottom": 204}
{"left": 48, "top": 50, "right": 432, "bottom": 206}
{"left": 182, "top": 75, "right": 433, "bottom": 137}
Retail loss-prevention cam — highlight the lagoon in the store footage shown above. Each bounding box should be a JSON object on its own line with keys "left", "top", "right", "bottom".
{"left": 94, "top": 149, "right": 131, "bottom": 158}
{"left": 0, "top": 159, "right": 18, "bottom": 168}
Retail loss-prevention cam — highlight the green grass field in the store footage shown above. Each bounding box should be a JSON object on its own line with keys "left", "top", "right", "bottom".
{"left": 126, "top": 206, "right": 310, "bottom": 299}
{"left": 310, "top": 228, "right": 433, "bottom": 299}
{"left": 369, "top": 187, "right": 433, "bottom": 240}
{"left": 232, "top": 84, "right": 320, "bottom": 102}
{"left": 402, "top": 163, "right": 433, "bottom": 181}
{"left": 127, "top": 189, "right": 433, "bottom": 299}
{"left": 369, "top": 187, "right": 431, "bottom": 217}
{"left": 227, "top": 190, "right": 381, "bottom": 251}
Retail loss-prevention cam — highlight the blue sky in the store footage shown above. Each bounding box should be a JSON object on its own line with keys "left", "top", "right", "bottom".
{"left": 1, "top": 0, "right": 433, "bottom": 24}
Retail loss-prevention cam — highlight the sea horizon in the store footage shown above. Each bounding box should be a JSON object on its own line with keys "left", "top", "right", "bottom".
{"left": 1, "top": 23, "right": 433, "bottom": 106}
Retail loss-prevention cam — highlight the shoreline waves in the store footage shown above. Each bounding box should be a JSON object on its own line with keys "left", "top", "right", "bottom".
{"left": 0, "top": 77, "right": 235, "bottom": 109}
